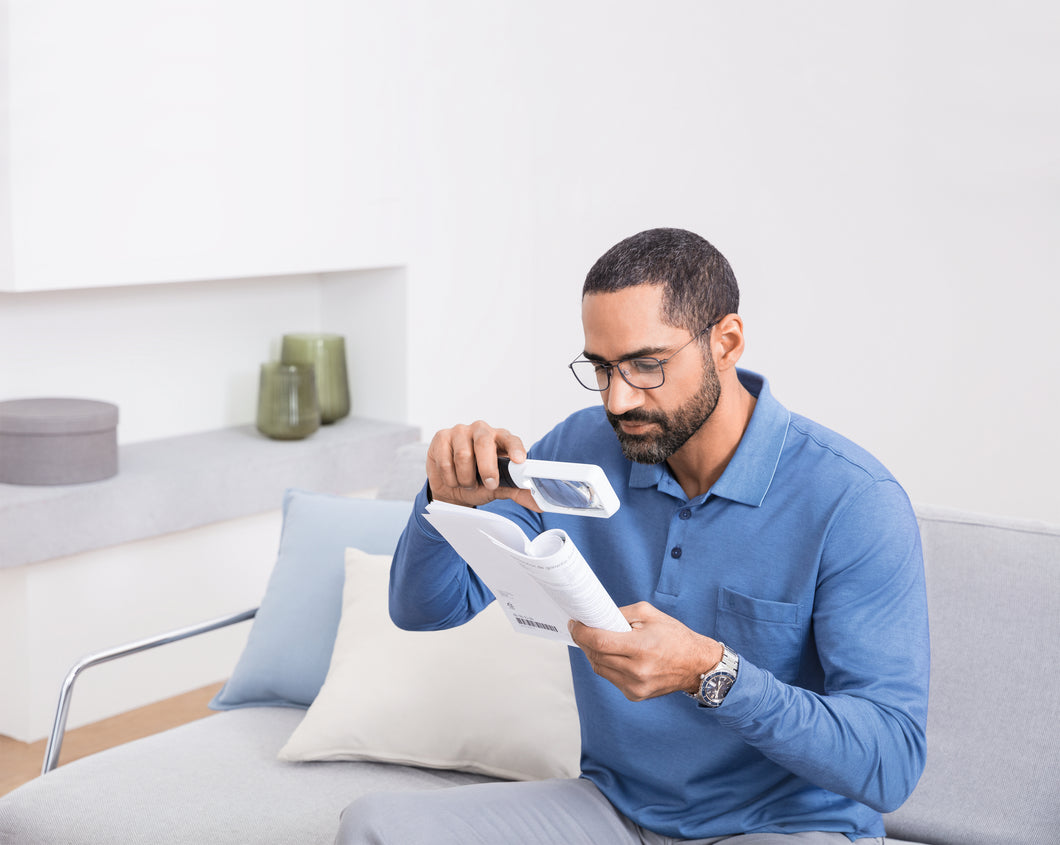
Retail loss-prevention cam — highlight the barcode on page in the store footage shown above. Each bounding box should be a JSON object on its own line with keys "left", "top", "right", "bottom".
{"left": 514, "top": 616, "right": 559, "bottom": 633}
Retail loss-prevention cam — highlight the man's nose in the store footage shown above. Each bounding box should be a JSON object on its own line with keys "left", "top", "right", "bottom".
{"left": 605, "top": 372, "right": 643, "bottom": 416}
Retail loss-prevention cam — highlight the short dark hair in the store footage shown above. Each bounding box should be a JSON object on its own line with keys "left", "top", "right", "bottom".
{"left": 582, "top": 228, "right": 739, "bottom": 333}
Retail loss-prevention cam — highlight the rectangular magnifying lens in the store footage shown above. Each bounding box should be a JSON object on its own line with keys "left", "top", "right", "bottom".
{"left": 494, "top": 457, "right": 620, "bottom": 518}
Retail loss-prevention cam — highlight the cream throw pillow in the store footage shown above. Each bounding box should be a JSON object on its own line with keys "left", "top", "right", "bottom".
{"left": 278, "top": 548, "right": 582, "bottom": 781}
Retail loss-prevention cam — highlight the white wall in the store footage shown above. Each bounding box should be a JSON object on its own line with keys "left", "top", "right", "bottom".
{"left": 391, "top": 1, "right": 1060, "bottom": 524}
{"left": 1, "top": 0, "right": 402, "bottom": 290}
{"left": 0, "top": 2, "right": 1057, "bottom": 738}
{"left": 2, "top": 2, "right": 1057, "bottom": 511}
{"left": 1, "top": 3, "right": 1055, "bottom": 511}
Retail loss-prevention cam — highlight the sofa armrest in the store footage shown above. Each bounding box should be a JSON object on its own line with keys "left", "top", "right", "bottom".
{"left": 42, "top": 607, "right": 258, "bottom": 776}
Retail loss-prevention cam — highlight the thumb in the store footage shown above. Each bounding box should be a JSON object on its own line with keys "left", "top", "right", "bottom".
{"left": 496, "top": 486, "right": 542, "bottom": 513}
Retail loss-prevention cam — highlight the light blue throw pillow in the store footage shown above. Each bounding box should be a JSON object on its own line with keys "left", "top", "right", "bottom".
{"left": 210, "top": 489, "right": 414, "bottom": 710}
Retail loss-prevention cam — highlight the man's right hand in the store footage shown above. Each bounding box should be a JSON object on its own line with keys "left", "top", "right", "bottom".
{"left": 425, "top": 421, "right": 540, "bottom": 511}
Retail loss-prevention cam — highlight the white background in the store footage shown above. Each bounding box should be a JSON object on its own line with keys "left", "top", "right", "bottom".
{"left": 0, "top": 1, "right": 1056, "bottom": 520}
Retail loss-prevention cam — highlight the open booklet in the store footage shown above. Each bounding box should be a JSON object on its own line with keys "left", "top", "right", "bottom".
{"left": 424, "top": 500, "right": 631, "bottom": 645}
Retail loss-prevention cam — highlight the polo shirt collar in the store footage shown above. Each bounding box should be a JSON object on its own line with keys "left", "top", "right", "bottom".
{"left": 628, "top": 369, "right": 790, "bottom": 507}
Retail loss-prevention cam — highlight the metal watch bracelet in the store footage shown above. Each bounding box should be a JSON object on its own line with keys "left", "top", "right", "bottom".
{"left": 686, "top": 644, "right": 739, "bottom": 708}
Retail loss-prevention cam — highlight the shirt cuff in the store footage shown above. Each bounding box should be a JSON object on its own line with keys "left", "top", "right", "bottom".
{"left": 410, "top": 482, "right": 448, "bottom": 541}
{"left": 707, "top": 654, "right": 773, "bottom": 722}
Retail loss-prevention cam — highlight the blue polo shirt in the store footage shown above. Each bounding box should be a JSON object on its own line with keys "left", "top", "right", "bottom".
{"left": 390, "top": 370, "right": 929, "bottom": 841}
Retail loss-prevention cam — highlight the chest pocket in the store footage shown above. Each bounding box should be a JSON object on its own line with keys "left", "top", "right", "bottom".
{"left": 715, "top": 587, "right": 803, "bottom": 682}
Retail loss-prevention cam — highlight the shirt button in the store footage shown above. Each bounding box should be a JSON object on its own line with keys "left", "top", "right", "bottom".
{"left": 671, "top": 546, "right": 682, "bottom": 559}
{"left": 679, "top": 509, "right": 692, "bottom": 520}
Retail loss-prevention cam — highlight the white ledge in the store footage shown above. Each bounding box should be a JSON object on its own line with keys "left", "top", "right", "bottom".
{"left": 0, "top": 416, "right": 420, "bottom": 568}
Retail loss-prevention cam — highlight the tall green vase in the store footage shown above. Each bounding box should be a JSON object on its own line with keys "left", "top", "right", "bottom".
{"left": 280, "top": 333, "right": 351, "bottom": 424}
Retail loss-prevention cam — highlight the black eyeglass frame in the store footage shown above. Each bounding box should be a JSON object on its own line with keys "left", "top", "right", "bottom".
{"left": 568, "top": 323, "right": 717, "bottom": 392}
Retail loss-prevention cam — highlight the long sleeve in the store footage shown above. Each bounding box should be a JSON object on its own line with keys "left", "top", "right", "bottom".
{"left": 387, "top": 484, "right": 545, "bottom": 632}
{"left": 713, "top": 479, "right": 929, "bottom": 813}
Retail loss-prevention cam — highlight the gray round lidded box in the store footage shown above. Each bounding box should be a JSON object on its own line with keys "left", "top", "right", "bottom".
{"left": 0, "top": 398, "right": 119, "bottom": 485}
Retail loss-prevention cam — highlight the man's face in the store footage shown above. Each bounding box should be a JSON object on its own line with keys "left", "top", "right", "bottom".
{"left": 581, "top": 286, "right": 720, "bottom": 465}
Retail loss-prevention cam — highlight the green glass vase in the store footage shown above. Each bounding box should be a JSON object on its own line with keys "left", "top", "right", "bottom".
{"left": 280, "top": 333, "right": 351, "bottom": 424}
{"left": 256, "top": 362, "right": 321, "bottom": 440}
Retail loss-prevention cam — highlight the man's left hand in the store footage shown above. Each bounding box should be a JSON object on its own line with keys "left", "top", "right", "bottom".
{"left": 569, "top": 602, "right": 723, "bottom": 701}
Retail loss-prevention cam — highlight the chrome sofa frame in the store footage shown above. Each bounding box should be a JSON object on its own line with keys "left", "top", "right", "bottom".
{"left": 41, "top": 608, "right": 258, "bottom": 776}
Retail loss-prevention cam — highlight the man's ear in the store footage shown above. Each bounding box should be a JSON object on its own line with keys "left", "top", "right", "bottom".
{"left": 711, "top": 314, "right": 745, "bottom": 373}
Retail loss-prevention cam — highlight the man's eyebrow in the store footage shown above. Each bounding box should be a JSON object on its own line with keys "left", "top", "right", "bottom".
{"left": 582, "top": 344, "right": 672, "bottom": 362}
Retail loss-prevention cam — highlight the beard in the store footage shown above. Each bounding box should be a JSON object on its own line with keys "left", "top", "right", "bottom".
{"left": 606, "top": 355, "right": 721, "bottom": 465}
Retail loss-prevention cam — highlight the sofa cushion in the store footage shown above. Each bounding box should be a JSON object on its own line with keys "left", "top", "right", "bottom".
{"left": 883, "top": 506, "right": 1060, "bottom": 845}
{"left": 210, "top": 490, "right": 414, "bottom": 710}
{"left": 278, "top": 548, "right": 581, "bottom": 781}
{"left": 0, "top": 708, "right": 497, "bottom": 845}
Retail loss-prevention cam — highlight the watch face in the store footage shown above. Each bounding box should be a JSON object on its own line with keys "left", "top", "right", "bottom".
{"left": 702, "top": 672, "right": 735, "bottom": 703}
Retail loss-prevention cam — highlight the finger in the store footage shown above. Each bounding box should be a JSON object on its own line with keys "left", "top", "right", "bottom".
{"left": 484, "top": 482, "right": 543, "bottom": 513}
{"left": 472, "top": 427, "right": 528, "bottom": 490}
{"left": 620, "top": 601, "right": 659, "bottom": 626}
{"left": 495, "top": 431, "right": 528, "bottom": 464}
{"left": 568, "top": 619, "right": 586, "bottom": 644}
{"left": 568, "top": 619, "right": 608, "bottom": 655}
{"left": 450, "top": 425, "right": 483, "bottom": 489}
{"left": 506, "top": 488, "right": 543, "bottom": 512}
{"left": 427, "top": 429, "right": 465, "bottom": 491}
{"left": 568, "top": 619, "right": 627, "bottom": 657}
{"left": 471, "top": 423, "right": 508, "bottom": 490}
{"left": 568, "top": 619, "right": 604, "bottom": 650}
{"left": 570, "top": 635, "right": 640, "bottom": 696}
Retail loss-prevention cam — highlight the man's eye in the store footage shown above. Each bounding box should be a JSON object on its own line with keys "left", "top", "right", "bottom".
{"left": 628, "top": 358, "right": 662, "bottom": 374}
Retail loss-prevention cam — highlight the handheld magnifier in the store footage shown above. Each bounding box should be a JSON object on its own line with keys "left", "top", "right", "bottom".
{"left": 487, "top": 457, "right": 621, "bottom": 518}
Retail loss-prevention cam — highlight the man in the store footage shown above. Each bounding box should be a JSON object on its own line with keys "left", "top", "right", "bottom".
{"left": 336, "top": 228, "right": 929, "bottom": 844}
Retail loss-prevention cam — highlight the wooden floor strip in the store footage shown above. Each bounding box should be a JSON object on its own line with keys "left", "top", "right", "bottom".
{"left": 0, "top": 681, "right": 223, "bottom": 798}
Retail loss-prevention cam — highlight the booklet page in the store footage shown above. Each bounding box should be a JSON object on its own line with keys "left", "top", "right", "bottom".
{"left": 424, "top": 501, "right": 631, "bottom": 645}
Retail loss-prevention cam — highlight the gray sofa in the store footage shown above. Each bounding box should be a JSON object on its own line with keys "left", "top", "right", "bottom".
{"left": 1, "top": 449, "right": 1057, "bottom": 845}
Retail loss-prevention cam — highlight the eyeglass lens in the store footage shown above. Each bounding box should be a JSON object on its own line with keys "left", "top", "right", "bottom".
{"left": 571, "top": 358, "right": 665, "bottom": 390}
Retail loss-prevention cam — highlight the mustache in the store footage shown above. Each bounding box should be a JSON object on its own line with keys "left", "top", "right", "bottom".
{"left": 606, "top": 409, "right": 668, "bottom": 426}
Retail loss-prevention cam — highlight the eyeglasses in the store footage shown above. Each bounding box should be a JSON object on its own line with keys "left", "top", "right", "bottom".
{"left": 569, "top": 324, "right": 715, "bottom": 392}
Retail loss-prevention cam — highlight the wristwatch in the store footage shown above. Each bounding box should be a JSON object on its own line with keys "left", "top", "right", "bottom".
{"left": 687, "top": 644, "right": 739, "bottom": 708}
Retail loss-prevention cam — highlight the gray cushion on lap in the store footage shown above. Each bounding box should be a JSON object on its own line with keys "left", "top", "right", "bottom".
{"left": 0, "top": 708, "right": 499, "bottom": 845}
